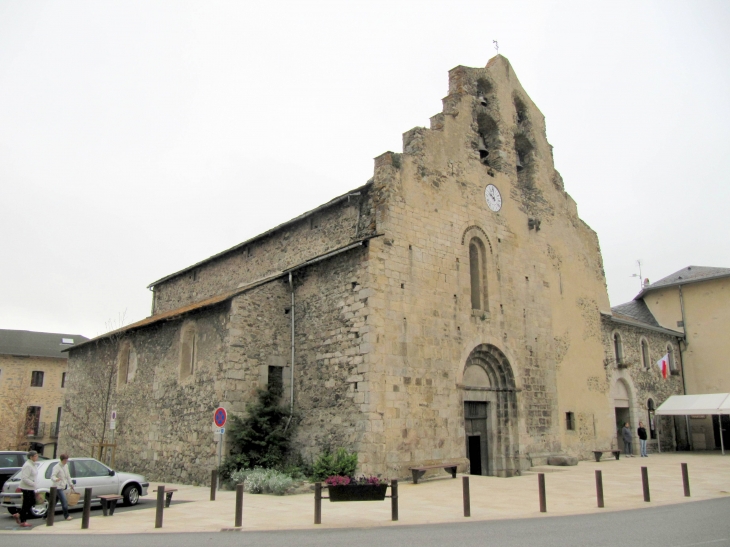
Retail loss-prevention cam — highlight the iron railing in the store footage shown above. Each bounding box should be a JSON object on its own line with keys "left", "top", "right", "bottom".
{"left": 26, "top": 422, "right": 45, "bottom": 438}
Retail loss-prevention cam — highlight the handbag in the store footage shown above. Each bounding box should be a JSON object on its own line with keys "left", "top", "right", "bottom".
{"left": 67, "top": 491, "right": 81, "bottom": 506}
{"left": 35, "top": 492, "right": 45, "bottom": 506}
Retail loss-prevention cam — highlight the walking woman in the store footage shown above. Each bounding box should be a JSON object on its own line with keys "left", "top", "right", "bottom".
{"left": 14, "top": 450, "right": 39, "bottom": 528}
{"left": 51, "top": 454, "right": 75, "bottom": 520}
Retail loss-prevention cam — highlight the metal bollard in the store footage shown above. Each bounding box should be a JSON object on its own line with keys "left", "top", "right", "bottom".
{"left": 235, "top": 483, "right": 244, "bottom": 528}
{"left": 595, "top": 470, "right": 604, "bottom": 508}
{"left": 462, "top": 476, "right": 471, "bottom": 517}
{"left": 391, "top": 479, "right": 399, "bottom": 521}
{"left": 538, "top": 473, "right": 546, "bottom": 513}
{"left": 81, "top": 488, "right": 92, "bottom": 529}
{"left": 211, "top": 470, "right": 217, "bottom": 501}
{"left": 681, "top": 463, "right": 690, "bottom": 497}
{"left": 641, "top": 467, "right": 650, "bottom": 502}
{"left": 155, "top": 485, "right": 165, "bottom": 528}
{"left": 314, "top": 482, "right": 322, "bottom": 525}
{"left": 47, "top": 487, "right": 56, "bottom": 526}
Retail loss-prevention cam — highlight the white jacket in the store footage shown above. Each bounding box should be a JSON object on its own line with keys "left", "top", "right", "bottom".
{"left": 51, "top": 462, "right": 73, "bottom": 490}
{"left": 19, "top": 459, "right": 37, "bottom": 490}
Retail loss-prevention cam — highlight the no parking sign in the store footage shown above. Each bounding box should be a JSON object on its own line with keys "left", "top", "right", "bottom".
{"left": 213, "top": 407, "right": 227, "bottom": 434}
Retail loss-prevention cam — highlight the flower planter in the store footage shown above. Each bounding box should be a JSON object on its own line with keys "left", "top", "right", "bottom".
{"left": 327, "top": 484, "right": 388, "bottom": 502}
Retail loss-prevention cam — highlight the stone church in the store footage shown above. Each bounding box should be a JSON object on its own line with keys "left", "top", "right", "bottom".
{"left": 61, "top": 55, "right": 684, "bottom": 484}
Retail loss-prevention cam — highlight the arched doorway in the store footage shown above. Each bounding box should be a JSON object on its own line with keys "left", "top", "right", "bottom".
{"left": 611, "top": 379, "right": 632, "bottom": 454}
{"left": 461, "top": 344, "right": 519, "bottom": 477}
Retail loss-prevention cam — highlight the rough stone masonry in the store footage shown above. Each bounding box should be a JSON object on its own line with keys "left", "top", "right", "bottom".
{"left": 61, "top": 55, "right": 683, "bottom": 484}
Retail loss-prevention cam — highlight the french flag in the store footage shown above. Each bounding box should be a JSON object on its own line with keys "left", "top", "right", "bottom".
{"left": 657, "top": 354, "right": 669, "bottom": 379}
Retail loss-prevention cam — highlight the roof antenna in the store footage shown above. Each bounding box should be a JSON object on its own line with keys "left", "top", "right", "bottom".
{"left": 493, "top": 40, "right": 499, "bottom": 54}
{"left": 629, "top": 259, "right": 644, "bottom": 289}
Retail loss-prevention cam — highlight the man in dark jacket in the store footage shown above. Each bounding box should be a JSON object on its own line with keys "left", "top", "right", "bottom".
{"left": 622, "top": 423, "right": 633, "bottom": 457}
{"left": 638, "top": 421, "right": 648, "bottom": 457}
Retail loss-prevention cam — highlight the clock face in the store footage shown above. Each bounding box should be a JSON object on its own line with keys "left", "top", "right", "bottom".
{"left": 485, "top": 184, "right": 502, "bottom": 212}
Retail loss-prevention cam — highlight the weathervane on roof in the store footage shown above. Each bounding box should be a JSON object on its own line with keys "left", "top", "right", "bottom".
{"left": 493, "top": 40, "right": 499, "bottom": 54}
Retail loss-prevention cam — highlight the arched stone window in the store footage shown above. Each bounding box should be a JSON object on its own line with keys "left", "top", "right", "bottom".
{"left": 117, "top": 341, "right": 137, "bottom": 388}
{"left": 612, "top": 332, "right": 624, "bottom": 365}
{"left": 179, "top": 323, "right": 197, "bottom": 381}
{"left": 640, "top": 338, "right": 650, "bottom": 369}
{"left": 469, "top": 237, "right": 488, "bottom": 311}
{"left": 666, "top": 344, "right": 676, "bottom": 373}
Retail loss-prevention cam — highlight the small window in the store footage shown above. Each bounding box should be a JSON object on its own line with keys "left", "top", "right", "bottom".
{"left": 566, "top": 412, "right": 575, "bottom": 431}
{"left": 667, "top": 345, "right": 678, "bottom": 374}
{"left": 45, "top": 461, "right": 58, "bottom": 479}
{"left": 468, "top": 237, "right": 488, "bottom": 311}
{"left": 73, "top": 459, "right": 109, "bottom": 478}
{"left": 25, "top": 406, "right": 41, "bottom": 436}
{"left": 61, "top": 372, "right": 67, "bottom": 388}
{"left": 0, "top": 454, "right": 20, "bottom": 468}
{"left": 640, "top": 339, "right": 650, "bottom": 369}
{"left": 179, "top": 325, "right": 197, "bottom": 381}
{"left": 30, "top": 371, "right": 44, "bottom": 387}
{"left": 268, "top": 366, "right": 283, "bottom": 395}
{"left": 61, "top": 338, "right": 74, "bottom": 345}
{"left": 117, "top": 342, "right": 137, "bottom": 387}
{"left": 612, "top": 333, "right": 623, "bottom": 364}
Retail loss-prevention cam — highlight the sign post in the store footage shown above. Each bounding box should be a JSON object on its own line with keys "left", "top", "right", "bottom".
{"left": 213, "top": 407, "right": 227, "bottom": 489}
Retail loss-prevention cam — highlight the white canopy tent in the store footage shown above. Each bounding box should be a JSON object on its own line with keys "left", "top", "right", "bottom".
{"left": 656, "top": 394, "right": 730, "bottom": 454}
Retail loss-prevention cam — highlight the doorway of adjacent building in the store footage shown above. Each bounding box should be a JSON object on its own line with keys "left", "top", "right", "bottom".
{"left": 712, "top": 415, "right": 730, "bottom": 450}
{"left": 615, "top": 407, "right": 631, "bottom": 453}
{"left": 465, "top": 401, "right": 488, "bottom": 475}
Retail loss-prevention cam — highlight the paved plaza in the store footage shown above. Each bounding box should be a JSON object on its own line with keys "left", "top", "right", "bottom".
{"left": 3, "top": 453, "right": 729, "bottom": 535}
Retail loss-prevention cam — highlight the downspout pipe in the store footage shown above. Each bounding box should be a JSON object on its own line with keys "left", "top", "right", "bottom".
{"left": 678, "top": 284, "right": 691, "bottom": 450}
{"left": 284, "top": 272, "right": 295, "bottom": 432}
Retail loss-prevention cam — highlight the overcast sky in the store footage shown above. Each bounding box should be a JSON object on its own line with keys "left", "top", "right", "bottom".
{"left": 1, "top": 1, "right": 728, "bottom": 338}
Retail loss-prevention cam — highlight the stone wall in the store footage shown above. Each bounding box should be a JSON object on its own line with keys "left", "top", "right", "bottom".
{"left": 359, "top": 55, "right": 614, "bottom": 478}
{"left": 61, "top": 304, "right": 230, "bottom": 485}
{"left": 600, "top": 316, "right": 684, "bottom": 453}
{"left": 151, "top": 188, "right": 375, "bottom": 315}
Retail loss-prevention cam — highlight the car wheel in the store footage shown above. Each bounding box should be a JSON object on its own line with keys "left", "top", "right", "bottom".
{"left": 7, "top": 507, "right": 19, "bottom": 515}
{"left": 30, "top": 501, "right": 48, "bottom": 519}
{"left": 122, "top": 484, "right": 140, "bottom": 506}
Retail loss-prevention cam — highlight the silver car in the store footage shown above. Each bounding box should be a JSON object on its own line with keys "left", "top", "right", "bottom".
{"left": 1, "top": 457, "right": 149, "bottom": 518}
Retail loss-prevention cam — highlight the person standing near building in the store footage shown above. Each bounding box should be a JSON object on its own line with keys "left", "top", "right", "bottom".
{"left": 51, "top": 454, "right": 75, "bottom": 520}
{"left": 15, "top": 450, "right": 39, "bottom": 527}
{"left": 622, "top": 422, "right": 633, "bottom": 457}
{"left": 638, "top": 421, "right": 648, "bottom": 457}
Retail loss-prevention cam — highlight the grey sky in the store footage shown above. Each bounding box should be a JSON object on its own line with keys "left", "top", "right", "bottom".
{"left": 1, "top": 1, "right": 728, "bottom": 338}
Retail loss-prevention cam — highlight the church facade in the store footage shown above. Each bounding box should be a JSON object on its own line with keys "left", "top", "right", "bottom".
{"left": 61, "top": 56, "right": 684, "bottom": 484}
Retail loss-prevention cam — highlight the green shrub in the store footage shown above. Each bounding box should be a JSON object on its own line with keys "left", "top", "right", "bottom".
{"left": 311, "top": 448, "right": 358, "bottom": 481}
{"left": 229, "top": 468, "right": 294, "bottom": 496}
{"left": 219, "top": 388, "right": 294, "bottom": 482}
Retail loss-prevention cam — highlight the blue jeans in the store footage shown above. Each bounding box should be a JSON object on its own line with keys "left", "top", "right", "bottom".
{"left": 57, "top": 488, "right": 69, "bottom": 519}
{"left": 640, "top": 439, "right": 647, "bottom": 457}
